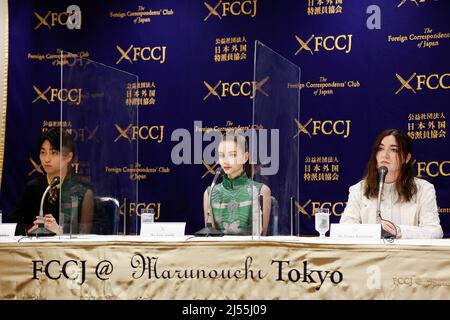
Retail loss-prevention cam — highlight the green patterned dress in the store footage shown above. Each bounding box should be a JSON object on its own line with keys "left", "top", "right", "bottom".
{"left": 209, "top": 171, "right": 262, "bottom": 235}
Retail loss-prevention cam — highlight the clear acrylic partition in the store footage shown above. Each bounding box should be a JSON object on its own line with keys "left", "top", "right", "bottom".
{"left": 59, "top": 52, "right": 139, "bottom": 236}
{"left": 252, "top": 41, "right": 300, "bottom": 237}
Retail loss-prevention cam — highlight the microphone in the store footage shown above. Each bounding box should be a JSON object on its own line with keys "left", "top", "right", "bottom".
{"left": 194, "top": 168, "right": 224, "bottom": 237}
{"left": 210, "top": 167, "right": 223, "bottom": 191}
{"left": 39, "top": 176, "right": 60, "bottom": 215}
{"left": 49, "top": 176, "right": 61, "bottom": 187}
{"left": 376, "top": 167, "right": 395, "bottom": 239}
{"left": 27, "top": 176, "right": 61, "bottom": 237}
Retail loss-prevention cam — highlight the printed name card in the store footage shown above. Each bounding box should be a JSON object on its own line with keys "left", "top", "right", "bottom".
{"left": 140, "top": 222, "right": 186, "bottom": 237}
{"left": 0, "top": 224, "right": 17, "bottom": 237}
{"left": 330, "top": 223, "right": 381, "bottom": 240}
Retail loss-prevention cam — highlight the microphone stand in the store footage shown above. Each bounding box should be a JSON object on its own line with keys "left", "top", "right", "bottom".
{"left": 377, "top": 172, "right": 395, "bottom": 240}
{"left": 376, "top": 181, "right": 384, "bottom": 224}
{"left": 27, "top": 178, "right": 60, "bottom": 237}
{"left": 195, "top": 171, "right": 224, "bottom": 237}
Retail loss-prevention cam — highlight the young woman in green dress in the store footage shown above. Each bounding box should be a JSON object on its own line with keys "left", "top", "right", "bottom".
{"left": 203, "top": 133, "right": 271, "bottom": 235}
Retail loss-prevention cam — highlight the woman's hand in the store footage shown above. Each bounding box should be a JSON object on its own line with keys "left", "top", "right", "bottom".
{"left": 381, "top": 220, "right": 402, "bottom": 239}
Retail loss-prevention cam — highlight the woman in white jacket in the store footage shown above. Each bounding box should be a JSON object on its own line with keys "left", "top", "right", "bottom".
{"left": 340, "top": 129, "right": 443, "bottom": 239}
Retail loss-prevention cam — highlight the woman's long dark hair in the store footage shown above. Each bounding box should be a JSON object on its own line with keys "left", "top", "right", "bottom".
{"left": 364, "top": 129, "right": 417, "bottom": 202}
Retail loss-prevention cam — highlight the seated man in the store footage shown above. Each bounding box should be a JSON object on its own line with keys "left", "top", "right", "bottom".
{"left": 12, "top": 128, "right": 95, "bottom": 235}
